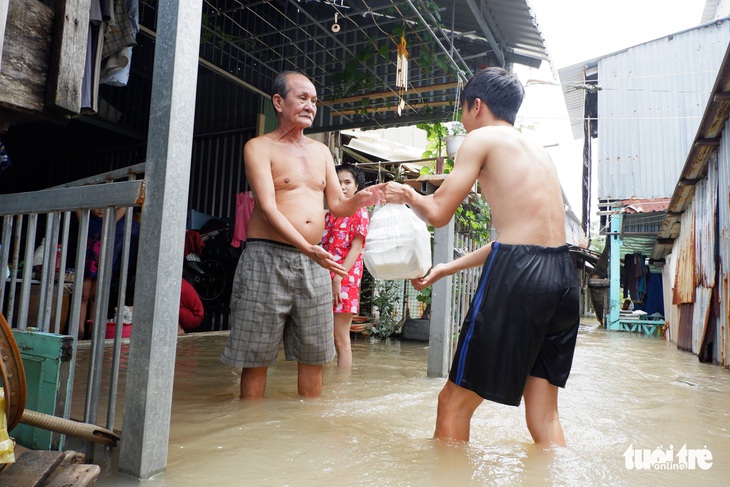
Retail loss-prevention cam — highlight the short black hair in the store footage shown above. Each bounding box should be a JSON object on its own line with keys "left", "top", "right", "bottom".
{"left": 459, "top": 67, "right": 524, "bottom": 125}
{"left": 271, "top": 71, "right": 307, "bottom": 109}
{"left": 336, "top": 163, "right": 366, "bottom": 192}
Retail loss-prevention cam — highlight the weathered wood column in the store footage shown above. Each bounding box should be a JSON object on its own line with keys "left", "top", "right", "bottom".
{"left": 118, "top": 0, "right": 202, "bottom": 479}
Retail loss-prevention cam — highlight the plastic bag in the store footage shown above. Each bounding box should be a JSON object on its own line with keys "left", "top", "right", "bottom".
{"left": 364, "top": 204, "right": 432, "bottom": 280}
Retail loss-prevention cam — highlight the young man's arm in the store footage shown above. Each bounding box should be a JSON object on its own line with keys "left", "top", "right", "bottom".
{"left": 381, "top": 131, "right": 486, "bottom": 227}
{"left": 411, "top": 242, "right": 493, "bottom": 291}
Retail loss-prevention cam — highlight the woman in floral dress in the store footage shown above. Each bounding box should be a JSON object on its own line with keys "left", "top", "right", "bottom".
{"left": 321, "top": 164, "right": 370, "bottom": 367}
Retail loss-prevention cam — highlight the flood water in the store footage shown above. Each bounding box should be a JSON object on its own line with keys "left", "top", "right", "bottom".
{"left": 81, "top": 318, "right": 729, "bottom": 486}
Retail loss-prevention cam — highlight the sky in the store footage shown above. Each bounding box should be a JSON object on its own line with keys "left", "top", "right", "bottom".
{"left": 515, "top": 0, "right": 710, "bottom": 224}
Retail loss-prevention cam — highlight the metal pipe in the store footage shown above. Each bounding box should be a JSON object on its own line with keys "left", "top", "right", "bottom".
{"left": 64, "top": 211, "right": 89, "bottom": 422}
{"left": 5, "top": 215, "right": 23, "bottom": 324}
{"left": 21, "top": 409, "right": 119, "bottom": 447}
{"left": 53, "top": 212, "right": 71, "bottom": 334}
{"left": 18, "top": 213, "right": 38, "bottom": 330}
{"left": 0, "top": 216, "right": 10, "bottom": 311}
{"left": 107, "top": 206, "right": 134, "bottom": 431}
{"left": 85, "top": 209, "right": 115, "bottom": 427}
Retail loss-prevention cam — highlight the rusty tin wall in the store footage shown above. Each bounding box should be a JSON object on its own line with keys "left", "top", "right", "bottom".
{"left": 670, "top": 164, "right": 717, "bottom": 355}
{"left": 717, "top": 121, "right": 730, "bottom": 368}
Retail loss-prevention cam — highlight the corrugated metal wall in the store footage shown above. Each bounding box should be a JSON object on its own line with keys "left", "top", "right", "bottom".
{"left": 716, "top": 120, "right": 730, "bottom": 368}
{"left": 669, "top": 164, "right": 718, "bottom": 354}
{"left": 663, "top": 251, "right": 680, "bottom": 342}
{"left": 665, "top": 132, "right": 727, "bottom": 362}
{"left": 597, "top": 20, "right": 730, "bottom": 200}
{"left": 692, "top": 161, "right": 718, "bottom": 354}
{"left": 672, "top": 202, "right": 695, "bottom": 305}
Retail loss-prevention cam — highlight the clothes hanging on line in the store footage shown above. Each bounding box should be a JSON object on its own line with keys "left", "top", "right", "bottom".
{"left": 231, "top": 192, "right": 255, "bottom": 248}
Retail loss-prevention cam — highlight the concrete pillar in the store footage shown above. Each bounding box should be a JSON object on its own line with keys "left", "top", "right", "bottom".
{"left": 118, "top": 0, "right": 202, "bottom": 479}
{"left": 428, "top": 217, "right": 455, "bottom": 378}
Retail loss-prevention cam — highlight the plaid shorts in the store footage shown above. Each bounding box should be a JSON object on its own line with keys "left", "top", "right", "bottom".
{"left": 220, "top": 239, "right": 335, "bottom": 367}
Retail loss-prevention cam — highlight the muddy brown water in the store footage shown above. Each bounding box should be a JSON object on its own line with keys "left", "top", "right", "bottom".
{"left": 73, "top": 319, "right": 729, "bottom": 486}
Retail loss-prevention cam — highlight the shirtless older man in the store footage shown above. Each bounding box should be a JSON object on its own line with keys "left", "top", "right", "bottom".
{"left": 381, "top": 67, "right": 579, "bottom": 446}
{"left": 221, "top": 71, "right": 380, "bottom": 399}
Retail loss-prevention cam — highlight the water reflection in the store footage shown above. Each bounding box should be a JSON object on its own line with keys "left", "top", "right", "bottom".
{"left": 89, "top": 320, "right": 730, "bottom": 486}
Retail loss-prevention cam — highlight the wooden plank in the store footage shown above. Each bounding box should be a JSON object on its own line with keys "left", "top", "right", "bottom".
{"left": 45, "top": 463, "right": 101, "bottom": 487}
{"left": 0, "top": 0, "right": 9, "bottom": 72}
{"left": 46, "top": 0, "right": 91, "bottom": 115}
{"left": 0, "top": 0, "right": 53, "bottom": 114}
{"left": 0, "top": 450, "right": 64, "bottom": 486}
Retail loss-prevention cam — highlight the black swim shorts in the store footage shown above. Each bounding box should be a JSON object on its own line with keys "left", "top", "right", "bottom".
{"left": 449, "top": 243, "right": 580, "bottom": 406}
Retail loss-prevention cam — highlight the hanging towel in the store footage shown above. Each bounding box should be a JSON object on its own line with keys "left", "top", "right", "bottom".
{"left": 231, "top": 192, "right": 255, "bottom": 248}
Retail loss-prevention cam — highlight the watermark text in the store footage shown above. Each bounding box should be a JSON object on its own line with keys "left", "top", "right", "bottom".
{"left": 624, "top": 444, "right": 713, "bottom": 470}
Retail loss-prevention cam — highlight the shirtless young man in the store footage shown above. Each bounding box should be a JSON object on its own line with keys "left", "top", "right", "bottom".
{"left": 221, "top": 71, "right": 380, "bottom": 399}
{"left": 381, "top": 67, "right": 579, "bottom": 446}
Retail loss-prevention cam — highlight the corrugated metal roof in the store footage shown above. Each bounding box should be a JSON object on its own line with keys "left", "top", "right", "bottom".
{"left": 558, "top": 62, "right": 596, "bottom": 140}
{"left": 622, "top": 197, "right": 671, "bottom": 214}
{"left": 702, "top": 0, "right": 721, "bottom": 23}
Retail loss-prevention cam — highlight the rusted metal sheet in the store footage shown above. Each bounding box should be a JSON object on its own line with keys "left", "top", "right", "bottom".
{"left": 672, "top": 208, "right": 695, "bottom": 305}
{"left": 677, "top": 303, "right": 695, "bottom": 352}
{"left": 693, "top": 164, "right": 718, "bottom": 289}
{"left": 693, "top": 287, "right": 712, "bottom": 355}
{"left": 717, "top": 124, "right": 730, "bottom": 367}
{"left": 662, "top": 252, "right": 680, "bottom": 343}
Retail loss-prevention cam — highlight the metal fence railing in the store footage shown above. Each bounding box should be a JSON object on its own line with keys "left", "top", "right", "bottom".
{"left": 0, "top": 165, "right": 144, "bottom": 450}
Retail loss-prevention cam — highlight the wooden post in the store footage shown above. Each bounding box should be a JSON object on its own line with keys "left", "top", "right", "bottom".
{"left": 0, "top": 0, "right": 53, "bottom": 114}
{"left": 0, "top": 0, "right": 8, "bottom": 73}
{"left": 46, "top": 0, "right": 91, "bottom": 114}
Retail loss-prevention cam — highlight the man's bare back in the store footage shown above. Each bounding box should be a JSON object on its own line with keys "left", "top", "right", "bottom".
{"left": 385, "top": 125, "right": 566, "bottom": 249}
{"left": 468, "top": 126, "right": 566, "bottom": 247}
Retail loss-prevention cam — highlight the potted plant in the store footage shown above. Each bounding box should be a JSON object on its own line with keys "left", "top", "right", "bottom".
{"left": 443, "top": 121, "right": 466, "bottom": 158}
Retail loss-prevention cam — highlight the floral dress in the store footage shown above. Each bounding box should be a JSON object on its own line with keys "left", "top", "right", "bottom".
{"left": 321, "top": 207, "right": 369, "bottom": 314}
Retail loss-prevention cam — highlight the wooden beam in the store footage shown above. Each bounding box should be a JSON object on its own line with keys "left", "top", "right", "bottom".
{"left": 0, "top": 0, "right": 53, "bottom": 114}
{"left": 331, "top": 100, "right": 453, "bottom": 117}
{"left": 0, "top": 0, "right": 8, "bottom": 72}
{"left": 712, "top": 91, "right": 730, "bottom": 102}
{"left": 46, "top": 0, "right": 91, "bottom": 115}
{"left": 321, "top": 82, "right": 459, "bottom": 106}
{"left": 693, "top": 137, "right": 721, "bottom": 147}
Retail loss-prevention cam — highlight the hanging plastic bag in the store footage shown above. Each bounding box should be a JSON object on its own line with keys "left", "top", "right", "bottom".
{"left": 364, "top": 203, "right": 432, "bottom": 280}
